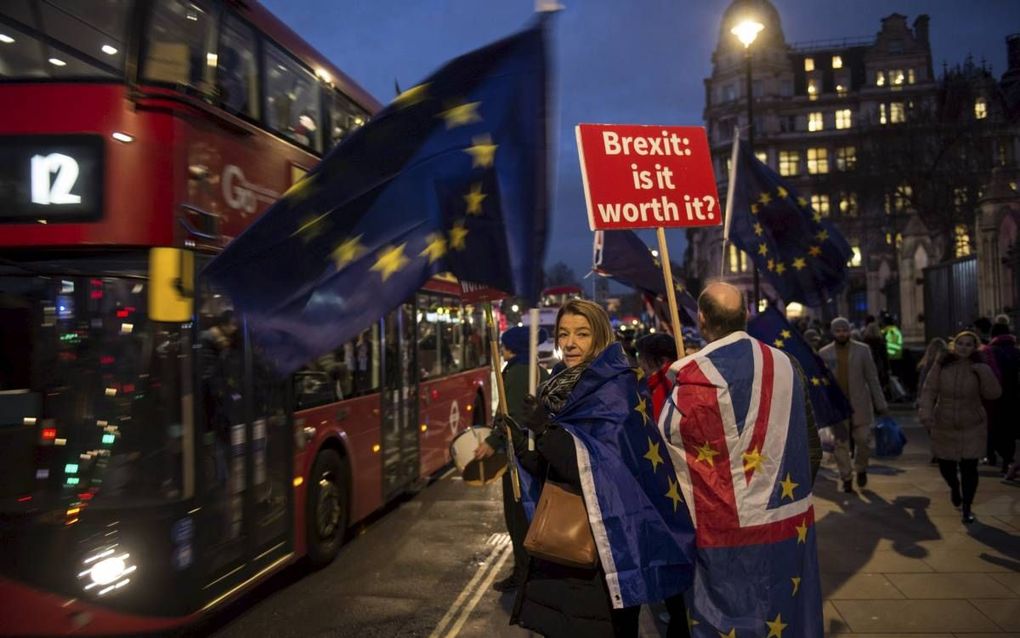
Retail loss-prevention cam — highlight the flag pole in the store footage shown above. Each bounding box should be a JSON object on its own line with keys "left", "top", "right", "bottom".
{"left": 720, "top": 131, "right": 741, "bottom": 278}
{"left": 655, "top": 227, "right": 686, "bottom": 359}
{"left": 485, "top": 302, "right": 521, "bottom": 500}
{"left": 527, "top": 308, "right": 540, "bottom": 451}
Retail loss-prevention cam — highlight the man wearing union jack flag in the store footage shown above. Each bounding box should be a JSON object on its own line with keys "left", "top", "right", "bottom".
{"left": 660, "top": 283, "right": 823, "bottom": 637}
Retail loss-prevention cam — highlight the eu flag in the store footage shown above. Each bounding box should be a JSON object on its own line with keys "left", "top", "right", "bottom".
{"left": 204, "top": 21, "right": 548, "bottom": 373}
{"left": 748, "top": 306, "right": 852, "bottom": 428}
{"left": 593, "top": 229, "right": 698, "bottom": 326}
{"left": 726, "top": 140, "right": 852, "bottom": 307}
{"left": 519, "top": 343, "right": 696, "bottom": 608}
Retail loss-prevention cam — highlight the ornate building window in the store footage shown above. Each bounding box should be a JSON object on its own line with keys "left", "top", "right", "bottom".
{"left": 728, "top": 244, "right": 749, "bottom": 273}
{"left": 779, "top": 150, "right": 800, "bottom": 176}
{"left": 808, "top": 112, "right": 824, "bottom": 131}
{"left": 810, "top": 193, "right": 831, "bottom": 216}
{"left": 849, "top": 245, "right": 863, "bottom": 268}
{"left": 880, "top": 102, "right": 905, "bottom": 124}
{"left": 804, "top": 57, "right": 815, "bottom": 72}
{"left": 807, "top": 79, "right": 819, "bottom": 100}
{"left": 954, "top": 225, "right": 972, "bottom": 257}
{"left": 832, "top": 55, "right": 843, "bottom": 69}
{"left": 974, "top": 97, "right": 987, "bottom": 120}
{"left": 838, "top": 192, "right": 858, "bottom": 216}
{"left": 807, "top": 148, "right": 829, "bottom": 174}
{"left": 835, "top": 108, "right": 853, "bottom": 129}
{"left": 835, "top": 146, "right": 856, "bottom": 171}
{"left": 884, "top": 184, "right": 912, "bottom": 214}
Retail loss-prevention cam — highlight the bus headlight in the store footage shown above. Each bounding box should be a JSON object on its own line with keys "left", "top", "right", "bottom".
{"left": 78, "top": 548, "right": 137, "bottom": 595}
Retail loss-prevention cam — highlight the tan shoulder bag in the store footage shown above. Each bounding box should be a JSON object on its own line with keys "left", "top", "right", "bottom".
{"left": 523, "top": 480, "right": 599, "bottom": 569}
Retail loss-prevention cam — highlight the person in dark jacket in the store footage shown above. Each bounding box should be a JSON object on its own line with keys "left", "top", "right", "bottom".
{"left": 634, "top": 333, "right": 678, "bottom": 420}
{"left": 509, "top": 300, "right": 689, "bottom": 637}
{"left": 983, "top": 323, "right": 1019, "bottom": 475}
{"left": 475, "top": 326, "right": 549, "bottom": 592}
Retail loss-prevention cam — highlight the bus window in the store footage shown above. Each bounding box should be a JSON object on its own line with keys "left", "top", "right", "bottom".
{"left": 418, "top": 295, "right": 464, "bottom": 377}
{"left": 216, "top": 12, "right": 259, "bottom": 119}
{"left": 0, "top": 0, "right": 130, "bottom": 79}
{"left": 445, "top": 304, "right": 465, "bottom": 373}
{"left": 294, "top": 325, "right": 380, "bottom": 409}
{"left": 463, "top": 305, "right": 488, "bottom": 368}
{"left": 264, "top": 42, "right": 321, "bottom": 152}
{"left": 327, "top": 89, "right": 367, "bottom": 149}
{"left": 144, "top": 0, "right": 216, "bottom": 93}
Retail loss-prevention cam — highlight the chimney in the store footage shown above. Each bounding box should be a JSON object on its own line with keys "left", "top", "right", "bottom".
{"left": 913, "top": 14, "right": 930, "bottom": 47}
{"left": 1007, "top": 33, "right": 1020, "bottom": 73}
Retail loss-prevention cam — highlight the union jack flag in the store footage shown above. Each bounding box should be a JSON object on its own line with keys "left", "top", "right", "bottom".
{"left": 660, "top": 331, "right": 823, "bottom": 637}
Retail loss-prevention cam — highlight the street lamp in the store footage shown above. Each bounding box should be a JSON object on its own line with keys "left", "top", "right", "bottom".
{"left": 730, "top": 18, "right": 764, "bottom": 308}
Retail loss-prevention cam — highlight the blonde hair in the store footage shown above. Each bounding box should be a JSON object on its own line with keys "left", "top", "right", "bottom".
{"left": 556, "top": 299, "right": 614, "bottom": 362}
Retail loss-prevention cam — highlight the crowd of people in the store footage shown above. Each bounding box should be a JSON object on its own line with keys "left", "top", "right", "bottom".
{"left": 469, "top": 290, "right": 1018, "bottom": 637}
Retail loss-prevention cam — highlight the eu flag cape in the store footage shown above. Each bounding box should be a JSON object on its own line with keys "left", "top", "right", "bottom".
{"left": 518, "top": 343, "right": 696, "bottom": 608}
{"left": 748, "top": 307, "right": 852, "bottom": 428}
{"left": 660, "top": 332, "right": 823, "bottom": 636}
{"left": 725, "top": 139, "right": 851, "bottom": 307}
{"left": 204, "top": 21, "right": 548, "bottom": 373}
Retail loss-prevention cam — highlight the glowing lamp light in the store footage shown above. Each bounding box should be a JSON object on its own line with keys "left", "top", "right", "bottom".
{"left": 111, "top": 132, "right": 134, "bottom": 143}
{"left": 48, "top": 57, "right": 67, "bottom": 67}
{"left": 101, "top": 44, "right": 118, "bottom": 55}
{"left": 730, "top": 19, "right": 764, "bottom": 48}
{"left": 511, "top": 304, "right": 520, "bottom": 312}
{"left": 41, "top": 427, "right": 58, "bottom": 441}
{"left": 0, "top": 33, "right": 15, "bottom": 44}
{"left": 65, "top": 464, "right": 79, "bottom": 474}
{"left": 292, "top": 476, "right": 304, "bottom": 487}
{"left": 102, "top": 433, "right": 115, "bottom": 445}
{"left": 371, "top": 444, "right": 381, "bottom": 453}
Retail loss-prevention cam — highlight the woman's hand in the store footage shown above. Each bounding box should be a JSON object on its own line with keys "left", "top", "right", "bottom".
{"left": 522, "top": 394, "right": 551, "bottom": 435}
{"left": 473, "top": 441, "right": 495, "bottom": 460}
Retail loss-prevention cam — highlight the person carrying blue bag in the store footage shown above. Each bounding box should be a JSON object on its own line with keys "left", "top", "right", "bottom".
{"left": 874, "top": 415, "right": 907, "bottom": 458}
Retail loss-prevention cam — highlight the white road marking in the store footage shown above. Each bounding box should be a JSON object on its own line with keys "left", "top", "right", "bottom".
{"left": 443, "top": 542, "right": 513, "bottom": 638}
{"left": 427, "top": 540, "right": 511, "bottom": 638}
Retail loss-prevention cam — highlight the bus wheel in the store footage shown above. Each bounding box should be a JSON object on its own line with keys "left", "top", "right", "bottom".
{"left": 306, "top": 449, "right": 348, "bottom": 567}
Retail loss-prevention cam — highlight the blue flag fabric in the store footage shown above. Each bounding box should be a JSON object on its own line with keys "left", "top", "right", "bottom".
{"left": 204, "top": 21, "right": 548, "bottom": 373}
{"left": 748, "top": 307, "right": 852, "bottom": 428}
{"left": 593, "top": 229, "right": 698, "bottom": 326}
{"left": 661, "top": 332, "right": 824, "bottom": 636}
{"left": 519, "top": 343, "right": 696, "bottom": 608}
{"left": 727, "top": 140, "right": 852, "bottom": 307}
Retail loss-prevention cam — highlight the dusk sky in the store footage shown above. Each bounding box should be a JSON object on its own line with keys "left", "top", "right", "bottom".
{"left": 261, "top": 0, "right": 1020, "bottom": 282}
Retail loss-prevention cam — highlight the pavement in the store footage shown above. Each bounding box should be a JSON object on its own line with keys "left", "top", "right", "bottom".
{"left": 203, "top": 410, "right": 1020, "bottom": 637}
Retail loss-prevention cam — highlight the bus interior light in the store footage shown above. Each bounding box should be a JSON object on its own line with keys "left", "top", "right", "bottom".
{"left": 101, "top": 45, "right": 118, "bottom": 55}
{"left": 48, "top": 58, "right": 66, "bottom": 67}
{"left": 111, "top": 132, "right": 134, "bottom": 143}
{"left": 0, "top": 34, "right": 14, "bottom": 44}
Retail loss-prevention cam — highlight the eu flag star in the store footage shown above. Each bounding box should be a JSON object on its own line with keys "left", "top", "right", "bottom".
{"left": 635, "top": 394, "right": 651, "bottom": 425}
{"left": 293, "top": 211, "right": 331, "bottom": 242}
{"left": 780, "top": 329, "right": 792, "bottom": 339}
{"left": 719, "top": 629, "right": 736, "bottom": 638}
{"left": 795, "top": 519, "right": 809, "bottom": 544}
{"left": 766, "top": 613, "right": 788, "bottom": 638}
{"left": 371, "top": 243, "right": 410, "bottom": 281}
{"left": 695, "top": 441, "right": 719, "bottom": 468}
{"left": 751, "top": 203, "right": 761, "bottom": 215}
{"left": 812, "top": 210, "right": 823, "bottom": 223}
{"left": 742, "top": 446, "right": 764, "bottom": 473}
{"left": 753, "top": 222, "right": 764, "bottom": 236}
{"left": 792, "top": 257, "right": 807, "bottom": 271}
{"left": 767, "top": 259, "right": 776, "bottom": 272}
{"left": 773, "top": 337, "right": 785, "bottom": 348}
{"left": 810, "top": 376, "right": 821, "bottom": 386}
{"left": 815, "top": 229, "right": 829, "bottom": 242}
{"left": 644, "top": 438, "right": 663, "bottom": 473}
{"left": 780, "top": 472, "right": 799, "bottom": 500}
{"left": 797, "top": 196, "right": 808, "bottom": 208}
{"left": 283, "top": 174, "right": 316, "bottom": 203}
{"left": 332, "top": 235, "right": 367, "bottom": 269}
{"left": 463, "top": 182, "right": 487, "bottom": 215}
{"left": 791, "top": 576, "right": 801, "bottom": 596}
{"left": 393, "top": 82, "right": 429, "bottom": 108}
{"left": 758, "top": 192, "right": 772, "bottom": 205}
{"left": 665, "top": 476, "right": 683, "bottom": 512}
{"left": 776, "top": 185, "right": 788, "bottom": 199}
{"left": 449, "top": 222, "right": 469, "bottom": 250}
{"left": 775, "top": 261, "right": 787, "bottom": 274}
{"left": 465, "top": 134, "right": 497, "bottom": 167}
{"left": 439, "top": 100, "right": 482, "bottom": 129}
{"left": 758, "top": 243, "right": 769, "bottom": 256}
{"left": 419, "top": 233, "right": 447, "bottom": 264}
{"left": 808, "top": 245, "right": 823, "bottom": 257}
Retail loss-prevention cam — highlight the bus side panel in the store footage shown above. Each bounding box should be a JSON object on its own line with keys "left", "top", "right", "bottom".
{"left": 0, "top": 84, "right": 175, "bottom": 247}
{"left": 418, "top": 368, "right": 490, "bottom": 477}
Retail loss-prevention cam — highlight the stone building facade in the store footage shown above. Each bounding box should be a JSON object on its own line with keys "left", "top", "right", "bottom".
{"left": 686, "top": 0, "right": 1020, "bottom": 345}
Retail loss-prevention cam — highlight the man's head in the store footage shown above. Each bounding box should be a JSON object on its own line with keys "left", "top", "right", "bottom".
{"left": 830, "top": 317, "right": 851, "bottom": 344}
{"left": 803, "top": 328, "right": 821, "bottom": 350}
{"left": 697, "top": 282, "right": 747, "bottom": 342}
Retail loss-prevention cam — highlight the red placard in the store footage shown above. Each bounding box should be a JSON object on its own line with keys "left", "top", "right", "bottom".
{"left": 576, "top": 123, "right": 722, "bottom": 231}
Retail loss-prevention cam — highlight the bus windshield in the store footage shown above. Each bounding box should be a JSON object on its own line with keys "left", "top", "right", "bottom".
{"left": 0, "top": 253, "right": 186, "bottom": 512}
{"left": 0, "top": 0, "right": 133, "bottom": 80}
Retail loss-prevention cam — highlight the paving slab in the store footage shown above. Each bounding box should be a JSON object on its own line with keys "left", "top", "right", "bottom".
{"left": 991, "top": 572, "right": 1020, "bottom": 596}
{"left": 969, "top": 598, "right": 1020, "bottom": 632}
{"left": 824, "top": 572, "right": 905, "bottom": 600}
{"left": 885, "top": 573, "right": 1015, "bottom": 599}
{"left": 832, "top": 599, "right": 1000, "bottom": 633}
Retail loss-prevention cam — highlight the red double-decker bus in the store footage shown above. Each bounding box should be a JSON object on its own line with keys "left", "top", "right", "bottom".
{"left": 0, "top": 1, "right": 492, "bottom": 634}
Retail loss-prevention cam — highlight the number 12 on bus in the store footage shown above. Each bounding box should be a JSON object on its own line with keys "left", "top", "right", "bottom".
{"left": 0, "top": 1, "right": 492, "bottom": 634}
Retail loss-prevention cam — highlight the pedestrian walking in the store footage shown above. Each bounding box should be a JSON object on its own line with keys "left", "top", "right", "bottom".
{"left": 819, "top": 317, "right": 888, "bottom": 493}
{"left": 659, "top": 283, "right": 823, "bottom": 637}
{"left": 509, "top": 299, "right": 694, "bottom": 638}
{"left": 474, "top": 326, "right": 549, "bottom": 593}
{"left": 984, "top": 323, "right": 1019, "bottom": 476}
{"left": 916, "top": 338, "right": 948, "bottom": 405}
{"left": 919, "top": 331, "right": 1002, "bottom": 523}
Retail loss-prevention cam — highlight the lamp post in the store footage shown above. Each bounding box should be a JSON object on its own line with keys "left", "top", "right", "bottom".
{"left": 731, "top": 19, "right": 764, "bottom": 309}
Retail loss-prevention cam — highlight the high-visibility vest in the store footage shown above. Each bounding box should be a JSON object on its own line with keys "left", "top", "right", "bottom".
{"left": 883, "top": 325, "right": 903, "bottom": 360}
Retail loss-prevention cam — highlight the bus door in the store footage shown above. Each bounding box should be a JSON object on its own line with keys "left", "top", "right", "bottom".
{"left": 381, "top": 303, "right": 419, "bottom": 497}
{"left": 193, "top": 288, "right": 291, "bottom": 604}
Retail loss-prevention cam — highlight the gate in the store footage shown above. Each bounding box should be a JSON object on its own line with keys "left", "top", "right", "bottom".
{"left": 923, "top": 256, "right": 978, "bottom": 342}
